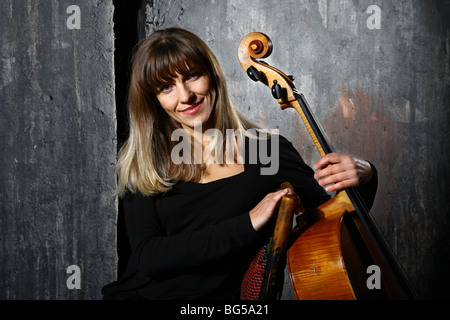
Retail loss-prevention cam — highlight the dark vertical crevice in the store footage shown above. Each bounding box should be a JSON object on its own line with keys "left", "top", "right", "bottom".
{"left": 113, "top": 0, "right": 143, "bottom": 277}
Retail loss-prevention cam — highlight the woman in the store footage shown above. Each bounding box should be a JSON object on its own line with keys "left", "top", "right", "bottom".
{"left": 102, "top": 28, "right": 377, "bottom": 300}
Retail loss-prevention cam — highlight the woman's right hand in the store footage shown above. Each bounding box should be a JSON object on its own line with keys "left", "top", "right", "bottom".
{"left": 249, "top": 188, "right": 299, "bottom": 231}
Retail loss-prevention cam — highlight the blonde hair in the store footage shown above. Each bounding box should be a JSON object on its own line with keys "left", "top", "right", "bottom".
{"left": 117, "top": 28, "right": 256, "bottom": 197}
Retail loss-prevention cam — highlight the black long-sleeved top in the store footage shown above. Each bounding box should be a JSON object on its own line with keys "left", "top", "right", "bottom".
{"left": 101, "top": 135, "right": 377, "bottom": 299}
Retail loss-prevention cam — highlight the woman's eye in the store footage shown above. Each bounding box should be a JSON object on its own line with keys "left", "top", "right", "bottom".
{"left": 186, "top": 72, "right": 200, "bottom": 80}
{"left": 159, "top": 84, "right": 173, "bottom": 93}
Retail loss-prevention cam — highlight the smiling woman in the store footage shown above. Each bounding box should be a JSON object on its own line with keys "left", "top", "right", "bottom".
{"left": 101, "top": 27, "right": 377, "bottom": 300}
{"left": 116, "top": 28, "right": 255, "bottom": 195}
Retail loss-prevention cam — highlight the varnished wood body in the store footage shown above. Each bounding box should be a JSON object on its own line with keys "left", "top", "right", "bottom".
{"left": 286, "top": 191, "right": 393, "bottom": 300}
{"left": 287, "top": 191, "right": 356, "bottom": 299}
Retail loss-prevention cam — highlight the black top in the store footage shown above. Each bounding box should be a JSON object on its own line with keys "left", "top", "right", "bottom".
{"left": 101, "top": 135, "right": 377, "bottom": 299}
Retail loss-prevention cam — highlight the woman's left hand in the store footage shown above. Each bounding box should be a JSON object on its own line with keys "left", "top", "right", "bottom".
{"left": 313, "top": 153, "right": 373, "bottom": 193}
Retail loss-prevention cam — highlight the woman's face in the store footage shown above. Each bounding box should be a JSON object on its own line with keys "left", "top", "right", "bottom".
{"left": 155, "top": 70, "right": 214, "bottom": 134}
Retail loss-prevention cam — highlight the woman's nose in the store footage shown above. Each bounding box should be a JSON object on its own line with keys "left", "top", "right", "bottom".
{"left": 178, "top": 83, "right": 194, "bottom": 104}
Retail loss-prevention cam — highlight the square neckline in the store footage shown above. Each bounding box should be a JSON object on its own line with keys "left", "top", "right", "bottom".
{"left": 185, "top": 162, "right": 247, "bottom": 186}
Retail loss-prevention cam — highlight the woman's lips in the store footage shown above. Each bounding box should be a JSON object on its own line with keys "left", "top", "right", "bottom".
{"left": 180, "top": 101, "right": 203, "bottom": 115}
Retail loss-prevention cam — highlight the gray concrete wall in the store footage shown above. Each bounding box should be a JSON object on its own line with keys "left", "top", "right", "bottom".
{"left": 143, "top": 0, "right": 450, "bottom": 299}
{"left": 0, "top": 1, "right": 117, "bottom": 299}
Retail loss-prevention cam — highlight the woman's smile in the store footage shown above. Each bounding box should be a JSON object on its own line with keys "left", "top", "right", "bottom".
{"left": 180, "top": 100, "right": 203, "bottom": 115}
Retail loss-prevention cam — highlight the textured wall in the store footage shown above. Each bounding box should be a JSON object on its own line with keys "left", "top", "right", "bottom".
{"left": 0, "top": 1, "right": 117, "bottom": 299}
{"left": 143, "top": 0, "right": 450, "bottom": 299}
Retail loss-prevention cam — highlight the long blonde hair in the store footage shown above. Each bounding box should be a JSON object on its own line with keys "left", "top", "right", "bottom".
{"left": 117, "top": 28, "right": 256, "bottom": 197}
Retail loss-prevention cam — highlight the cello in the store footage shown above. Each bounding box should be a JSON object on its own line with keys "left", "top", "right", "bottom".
{"left": 238, "top": 32, "right": 416, "bottom": 300}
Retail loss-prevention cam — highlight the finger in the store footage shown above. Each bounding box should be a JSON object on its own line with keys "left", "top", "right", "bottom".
{"left": 249, "top": 189, "right": 290, "bottom": 231}
{"left": 323, "top": 177, "right": 359, "bottom": 192}
{"left": 314, "top": 164, "right": 344, "bottom": 181}
{"left": 314, "top": 164, "right": 334, "bottom": 180}
{"left": 314, "top": 153, "right": 355, "bottom": 171}
{"left": 319, "top": 170, "right": 359, "bottom": 191}
{"left": 256, "top": 189, "right": 289, "bottom": 210}
{"left": 315, "top": 162, "right": 356, "bottom": 182}
{"left": 315, "top": 156, "right": 358, "bottom": 180}
{"left": 272, "top": 188, "right": 290, "bottom": 202}
{"left": 268, "top": 189, "right": 291, "bottom": 212}
{"left": 313, "top": 153, "right": 342, "bottom": 170}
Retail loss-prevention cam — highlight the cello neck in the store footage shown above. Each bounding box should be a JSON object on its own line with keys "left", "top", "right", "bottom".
{"left": 288, "top": 90, "right": 334, "bottom": 157}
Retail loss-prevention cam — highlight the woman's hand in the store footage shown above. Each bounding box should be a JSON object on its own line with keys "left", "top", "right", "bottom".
{"left": 249, "top": 188, "right": 302, "bottom": 231}
{"left": 313, "top": 153, "right": 373, "bottom": 193}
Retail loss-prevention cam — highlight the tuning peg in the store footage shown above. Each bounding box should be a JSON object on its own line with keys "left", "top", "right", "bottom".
{"left": 271, "top": 80, "right": 283, "bottom": 99}
{"left": 246, "top": 66, "right": 261, "bottom": 82}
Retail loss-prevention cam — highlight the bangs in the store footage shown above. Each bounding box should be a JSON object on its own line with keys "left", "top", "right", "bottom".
{"left": 144, "top": 40, "right": 209, "bottom": 93}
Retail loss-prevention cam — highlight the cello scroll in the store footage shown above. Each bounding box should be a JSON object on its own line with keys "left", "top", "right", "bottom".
{"left": 237, "top": 32, "right": 297, "bottom": 108}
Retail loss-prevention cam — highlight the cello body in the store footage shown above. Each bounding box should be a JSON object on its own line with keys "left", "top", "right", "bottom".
{"left": 287, "top": 191, "right": 392, "bottom": 299}
{"left": 238, "top": 32, "right": 415, "bottom": 300}
{"left": 288, "top": 191, "right": 357, "bottom": 300}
